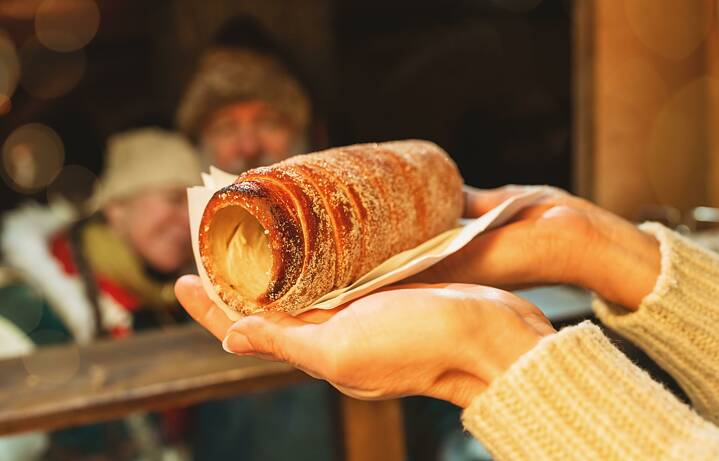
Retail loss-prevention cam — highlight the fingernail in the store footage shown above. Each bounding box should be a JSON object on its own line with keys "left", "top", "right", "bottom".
{"left": 222, "top": 332, "right": 252, "bottom": 354}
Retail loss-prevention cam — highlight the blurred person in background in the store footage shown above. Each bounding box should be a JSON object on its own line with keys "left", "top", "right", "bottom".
{"left": 0, "top": 127, "right": 200, "bottom": 460}
{"left": 176, "top": 18, "right": 312, "bottom": 175}
{"left": 176, "top": 17, "right": 334, "bottom": 461}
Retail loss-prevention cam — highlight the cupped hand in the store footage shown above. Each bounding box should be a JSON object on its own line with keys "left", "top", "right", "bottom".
{"left": 407, "top": 185, "right": 661, "bottom": 310}
{"left": 175, "top": 275, "right": 554, "bottom": 408}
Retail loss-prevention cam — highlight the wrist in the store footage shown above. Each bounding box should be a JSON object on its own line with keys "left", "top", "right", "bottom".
{"left": 587, "top": 225, "right": 660, "bottom": 310}
{"left": 430, "top": 371, "right": 487, "bottom": 409}
{"left": 450, "top": 326, "right": 547, "bottom": 408}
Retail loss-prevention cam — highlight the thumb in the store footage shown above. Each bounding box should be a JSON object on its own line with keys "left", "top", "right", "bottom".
{"left": 464, "top": 185, "right": 531, "bottom": 218}
{"left": 223, "top": 312, "right": 331, "bottom": 371}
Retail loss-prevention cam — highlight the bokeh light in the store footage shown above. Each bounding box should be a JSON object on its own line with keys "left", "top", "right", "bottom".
{"left": 47, "top": 164, "right": 98, "bottom": 208}
{"left": 603, "top": 58, "right": 668, "bottom": 111}
{"left": 647, "top": 77, "right": 716, "bottom": 208}
{"left": 2, "top": 123, "right": 65, "bottom": 193}
{"left": 35, "top": 0, "right": 100, "bottom": 52}
{"left": 0, "top": 1, "right": 43, "bottom": 20}
{"left": 0, "top": 30, "right": 20, "bottom": 109}
{"left": 0, "top": 94, "right": 11, "bottom": 115}
{"left": 19, "top": 37, "right": 86, "bottom": 99}
{"left": 22, "top": 330, "right": 80, "bottom": 386}
{"left": 625, "top": 0, "right": 710, "bottom": 60}
{"left": 0, "top": 286, "right": 44, "bottom": 334}
{"left": 491, "top": 0, "right": 543, "bottom": 13}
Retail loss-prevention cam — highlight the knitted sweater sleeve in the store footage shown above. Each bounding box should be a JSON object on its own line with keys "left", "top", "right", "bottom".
{"left": 593, "top": 222, "right": 719, "bottom": 424}
{"left": 461, "top": 322, "right": 719, "bottom": 461}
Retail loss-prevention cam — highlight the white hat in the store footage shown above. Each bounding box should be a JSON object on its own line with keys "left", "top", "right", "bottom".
{"left": 91, "top": 128, "right": 201, "bottom": 208}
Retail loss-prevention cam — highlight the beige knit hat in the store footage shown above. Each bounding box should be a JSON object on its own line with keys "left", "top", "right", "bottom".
{"left": 176, "top": 48, "right": 311, "bottom": 141}
{"left": 91, "top": 128, "right": 201, "bottom": 209}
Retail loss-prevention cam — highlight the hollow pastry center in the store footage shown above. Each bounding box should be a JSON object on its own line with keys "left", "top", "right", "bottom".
{"left": 208, "top": 206, "right": 272, "bottom": 300}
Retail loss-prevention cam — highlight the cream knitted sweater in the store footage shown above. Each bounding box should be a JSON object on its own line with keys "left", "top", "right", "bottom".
{"left": 462, "top": 223, "right": 719, "bottom": 460}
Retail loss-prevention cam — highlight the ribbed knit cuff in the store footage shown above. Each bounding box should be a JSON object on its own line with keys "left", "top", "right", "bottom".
{"left": 594, "top": 222, "right": 719, "bottom": 423}
{"left": 462, "top": 322, "right": 719, "bottom": 461}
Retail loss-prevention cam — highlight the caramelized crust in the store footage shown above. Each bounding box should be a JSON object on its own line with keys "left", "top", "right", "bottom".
{"left": 199, "top": 140, "right": 464, "bottom": 314}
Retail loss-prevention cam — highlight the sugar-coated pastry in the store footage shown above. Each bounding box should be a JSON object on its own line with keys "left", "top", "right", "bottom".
{"left": 199, "top": 140, "right": 464, "bottom": 314}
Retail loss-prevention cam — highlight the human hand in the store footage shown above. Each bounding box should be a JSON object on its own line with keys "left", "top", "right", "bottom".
{"left": 407, "top": 186, "right": 660, "bottom": 310}
{"left": 175, "top": 275, "right": 554, "bottom": 408}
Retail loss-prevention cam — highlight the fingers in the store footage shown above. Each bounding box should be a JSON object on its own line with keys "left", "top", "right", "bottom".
{"left": 175, "top": 275, "right": 233, "bottom": 340}
{"left": 223, "top": 312, "right": 332, "bottom": 374}
{"left": 406, "top": 219, "right": 542, "bottom": 286}
{"left": 463, "top": 185, "right": 545, "bottom": 218}
{"left": 463, "top": 184, "right": 587, "bottom": 219}
{"left": 506, "top": 204, "right": 555, "bottom": 223}
{"left": 174, "top": 274, "right": 339, "bottom": 373}
{"left": 464, "top": 186, "right": 518, "bottom": 218}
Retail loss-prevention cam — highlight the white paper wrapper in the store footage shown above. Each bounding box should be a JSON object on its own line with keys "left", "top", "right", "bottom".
{"left": 188, "top": 167, "right": 548, "bottom": 320}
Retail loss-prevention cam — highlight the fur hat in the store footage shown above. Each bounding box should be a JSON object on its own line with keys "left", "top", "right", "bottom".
{"left": 91, "top": 128, "right": 201, "bottom": 208}
{"left": 176, "top": 48, "right": 311, "bottom": 141}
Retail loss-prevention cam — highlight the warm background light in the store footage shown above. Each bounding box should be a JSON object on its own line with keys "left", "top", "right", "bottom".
{"left": 647, "top": 77, "right": 715, "bottom": 206}
{"left": 625, "top": 0, "right": 711, "bottom": 61}
{"left": 19, "top": 37, "right": 86, "bottom": 99}
{"left": 35, "top": 0, "right": 100, "bottom": 52}
{"left": 590, "top": 0, "right": 718, "bottom": 217}
{"left": 22, "top": 331, "right": 80, "bottom": 386}
{"left": 0, "top": 95, "right": 11, "bottom": 115}
{"left": 0, "top": 0, "right": 43, "bottom": 20}
{"left": 47, "top": 164, "right": 98, "bottom": 208}
{"left": 2, "top": 123, "right": 65, "bottom": 193}
{"left": 0, "top": 30, "right": 20, "bottom": 112}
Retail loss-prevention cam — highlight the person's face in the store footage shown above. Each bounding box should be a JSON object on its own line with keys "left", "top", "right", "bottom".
{"left": 104, "top": 187, "right": 192, "bottom": 274}
{"left": 201, "top": 100, "right": 298, "bottom": 174}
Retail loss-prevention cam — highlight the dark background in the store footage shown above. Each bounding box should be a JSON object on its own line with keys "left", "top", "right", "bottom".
{"left": 0, "top": 1, "right": 572, "bottom": 458}
{"left": 0, "top": 0, "right": 571, "bottom": 211}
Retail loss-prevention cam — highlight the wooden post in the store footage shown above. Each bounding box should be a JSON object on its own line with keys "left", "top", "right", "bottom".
{"left": 703, "top": 3, "right": 719, "bottom": 207}
{"left": 340, "top": 396, "right": 405, "bottom": 461}
{"left": 572, "top": 0, "right": 596, "bottom": 200}
{"left": 576, "top": 0, "right": 714, "bottom": 217}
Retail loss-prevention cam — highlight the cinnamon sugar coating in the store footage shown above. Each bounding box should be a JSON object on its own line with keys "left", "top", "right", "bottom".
{"left": 199, "top": 140, "right": 464, "bottom": 314}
